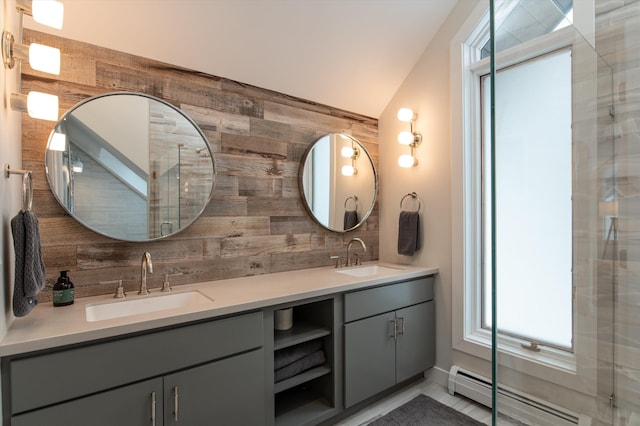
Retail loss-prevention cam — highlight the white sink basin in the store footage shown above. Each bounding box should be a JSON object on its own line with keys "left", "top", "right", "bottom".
{"left": 334, "top": 265, "right": 402, "bottom": 277}
{"left": 86, "top": 291, "right": 214, "bottom": 322}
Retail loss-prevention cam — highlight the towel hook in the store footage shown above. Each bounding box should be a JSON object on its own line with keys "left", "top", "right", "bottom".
{"left": 4, "top": 164, "right": 33, "bottom": 211}
{"left": 400, "top": 192, "right": 421, "bottom": 213}
{"left": 344, "top": 195, "right": 358, "bottom": 211}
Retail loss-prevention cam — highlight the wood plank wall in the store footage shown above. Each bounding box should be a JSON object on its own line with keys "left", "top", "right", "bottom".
{"left": 20, "top": 30, "right": 379, "bottom": 301}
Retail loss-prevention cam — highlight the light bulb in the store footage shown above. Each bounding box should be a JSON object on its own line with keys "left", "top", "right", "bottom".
{"left": 397, "top": 108, "right": 415, "bottom": 122}
{"left": 341, "top": 146, "right": 354, "bottom": 158}
{"left": 398, "top": 131, "right": 414, "bottom": 145}
{"left": 49, "top": 132, "right": 66, "bottom": 151}
{"left": 32, "top": 0, "right": 64, "bottom": 30}
{"left": 398, "top": 154, "right": 416, "bottom": 168}
{"left": 26, "top": 91, "right": 58, "bottom": 121}
{"left": 72, "top": 160, "right": 83, "bottom": 173}
{"left": 342, "top": 165, "right": 355, "bottom": 176}
{"left": 29, "top": 43, "right": 61, "bottom": 74}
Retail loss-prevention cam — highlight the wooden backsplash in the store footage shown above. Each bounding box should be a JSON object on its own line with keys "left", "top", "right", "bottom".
{"left": 20, "top": 30, "right": 379, "bottom": 301}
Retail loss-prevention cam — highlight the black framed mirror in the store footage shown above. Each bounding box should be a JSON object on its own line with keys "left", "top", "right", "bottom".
{"left": 299, "top": 133, "right": 377, "bottom": 232}
{"left": 44, "top": 92, "right": 215, "bottom": 242}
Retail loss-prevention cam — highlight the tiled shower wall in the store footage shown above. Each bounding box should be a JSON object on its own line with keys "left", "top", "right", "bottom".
{"left": 21, "top": 30, "right": 379, "bottom": 301}
{"left": 596, "top": 0, "right": 640, "bottom": 423}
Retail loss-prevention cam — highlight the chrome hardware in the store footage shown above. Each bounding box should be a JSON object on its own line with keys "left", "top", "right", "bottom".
{"left": 139, "top": 252, "right": 153, "bottom": 295}
{"left": 102, "top": 279, "right": 126, "bottom": 298}
{"left": 114, "top": 280, "right": 125, "bottom": 298}
{"left": 346, "top": 238, "right": 367, "bottom": 267}
{"left": 161, "top": 273, "right": 172, "bottom": 292}
{"left": 389, "top": 319, "right": 397, "bottom": 339}
{"left": 329, "top": 255, "right": 342, "bottom": 268}
{"left": 521, "top": 341, "right": 541, "bottom": 352}
{"left": 398, "top": 317, "right": 405, "bottom": 336}
{"left": 151, "top": 391, "right": 156, "bottom": 426}
{"left": 174, "top": 386, "right": 179, "bottom": 421}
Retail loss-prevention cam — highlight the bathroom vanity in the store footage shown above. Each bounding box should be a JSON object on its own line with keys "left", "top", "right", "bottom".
{"left": 0, "top": 263, "right": 437, "bottom": 426}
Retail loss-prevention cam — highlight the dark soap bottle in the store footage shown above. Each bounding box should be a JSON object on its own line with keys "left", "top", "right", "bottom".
{"left": 53, "top": 270, "right": 75, "bottom": 307}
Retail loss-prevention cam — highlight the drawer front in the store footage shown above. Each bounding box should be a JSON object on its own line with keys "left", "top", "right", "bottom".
{"left": 344, "top": 276, "right": 434, "bottom": 322}
{"left": 9, "top": 311, "right": 263, "bottom": 414}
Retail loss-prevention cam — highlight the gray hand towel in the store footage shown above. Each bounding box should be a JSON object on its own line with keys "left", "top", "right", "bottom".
{"left": 274, "top": 338, "right": 324, "bottom": 370}
{"left": 11, "top": 210, "right": 46, "bottom": 317}
{"left": 397, "top": 210, "right": 420, "bottom": 256}
{"left": 344, "top": 210, "right": 358, "bottom": 230}
{"left": 274, "top": 349, "right": 326, "bottom": 383}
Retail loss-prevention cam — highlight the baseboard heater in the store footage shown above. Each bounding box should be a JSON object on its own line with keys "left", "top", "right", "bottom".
{"left": 447, "top": 365, "right": 590, "bottom": 426}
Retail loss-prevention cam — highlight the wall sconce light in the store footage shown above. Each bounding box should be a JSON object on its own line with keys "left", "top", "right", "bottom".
{"left": 17, "top": 0, "right": 65, "bottom": 30}
{"left": 49, "top": 132, "right": 66, "bottom": 151}
{"left": 341, "top": 141, "right": 360, "bottom": 176}
{"left": 72, "top": 159, "right": 83, "bottom": 173}
{"left": 2, "top": 31, "right": 60, "bottom": 74}
{"left": 10, "top": 92, "right": 59, "bottom": 121}
{"left": 396, "top": 107, "right": 422, "bottom": 168}
{"left": 3, "top": 0, "right": 64, "bottom": 121}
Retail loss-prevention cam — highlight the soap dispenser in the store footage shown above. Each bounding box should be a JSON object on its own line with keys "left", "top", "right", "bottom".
{"left": 53, "top": 270, "right": 75, "bottom": 307}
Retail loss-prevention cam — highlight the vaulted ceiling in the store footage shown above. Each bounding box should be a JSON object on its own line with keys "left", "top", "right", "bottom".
{"left": 24, "top": 0, "right": 460, "bottom": 118}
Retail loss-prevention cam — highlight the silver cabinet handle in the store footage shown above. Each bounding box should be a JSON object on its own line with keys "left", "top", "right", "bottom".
{"left": 174, "top": 385, "right": 179, "bottom": 422}
{"left": 389, "top": 319, "right": 397, "bottom": 339}
{"left": 151, "top": 392, "right": 156, "bottom": 426}
{"left": 398, "top": 317, "right": 405, "bottom": 336}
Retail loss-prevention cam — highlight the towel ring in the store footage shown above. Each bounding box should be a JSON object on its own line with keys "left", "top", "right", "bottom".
{"left": 344, "top": 195, "right": 358, "bottom": 211}
{"left": 400, "top": 192, "right": 421, "bottom": 213}
{"left": 4, "top": 164, "right": 33, "bottom": 211}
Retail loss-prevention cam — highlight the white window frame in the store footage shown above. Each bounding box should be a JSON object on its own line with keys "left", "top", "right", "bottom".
{"left": 450, "top": 3, "right": 598, "bottom": 396}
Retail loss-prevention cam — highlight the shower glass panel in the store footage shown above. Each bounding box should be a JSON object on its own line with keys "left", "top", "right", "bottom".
{"left": 489, "top": 0, "right": 627, "bottom": 424}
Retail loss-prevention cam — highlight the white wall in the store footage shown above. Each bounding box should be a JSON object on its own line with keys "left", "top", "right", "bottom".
{"left": 1, "top": 0, "right": 22, "bottom": 340}
{"left": 378, "top": 0, "right": 486, "bottom": 378}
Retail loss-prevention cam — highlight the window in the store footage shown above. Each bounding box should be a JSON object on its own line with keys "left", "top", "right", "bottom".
{"left": 480, "top": 49, "right": 573, "bottom": 351}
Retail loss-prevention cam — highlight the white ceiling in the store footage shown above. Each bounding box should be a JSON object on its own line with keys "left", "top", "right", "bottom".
{"left": 25, "top": 0, "right": 459, "bottom": 118}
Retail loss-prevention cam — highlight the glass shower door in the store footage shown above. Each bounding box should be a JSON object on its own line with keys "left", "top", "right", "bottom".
{"left": 489, "top": 0, "right": 618, "bottom": 424}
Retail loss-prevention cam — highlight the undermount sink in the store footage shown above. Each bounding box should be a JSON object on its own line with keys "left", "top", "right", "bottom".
{"left": 85, "top": 291, "right": 214, "bottom": 322}
{"left": 334, "top": 265, "right": 402, "bottom": 277}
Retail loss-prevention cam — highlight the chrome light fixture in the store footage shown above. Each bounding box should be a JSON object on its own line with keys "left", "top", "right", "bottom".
{"left": 3, "top": 0, "right": 64, "bottom": 121}
{"left": 2, "top": 31, "right": 60, "bottom": 74}
{"left": 396, "top": 107, "right": 422, "bottom": 168}
{"left": 341, "top": 138, "right": 360, "bottom": 176}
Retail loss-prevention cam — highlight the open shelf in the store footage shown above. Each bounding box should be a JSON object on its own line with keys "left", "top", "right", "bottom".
{"left": 274, "top": 320, "right": 331, "bottom": 351}
{"left": 275, "top": 383, "right": 335, "bottom": 426}
{"left": 274, "top": 364, "right": 331, "bottom": 394}
{"left": 273, "top": 298, "right": 336, "bottom": 425}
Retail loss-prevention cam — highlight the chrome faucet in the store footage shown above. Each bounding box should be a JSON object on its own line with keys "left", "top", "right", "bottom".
{"left": 346, "top": 238, "right": 367, "bottom": 267}
{"left": 139, "top": 252, "right": 153, "bottom": 295}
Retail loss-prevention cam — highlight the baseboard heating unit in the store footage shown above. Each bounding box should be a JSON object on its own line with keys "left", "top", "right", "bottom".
{"left": 447, "top": 366, "right": 591, "bottom": 426}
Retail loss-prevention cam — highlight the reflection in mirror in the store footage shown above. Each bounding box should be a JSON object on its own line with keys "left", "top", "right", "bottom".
{"left": 45, "top": 92, "right": 215, "bottom": 242}
{"left": 300, "top": 133, "right": 377, "bottom": 232}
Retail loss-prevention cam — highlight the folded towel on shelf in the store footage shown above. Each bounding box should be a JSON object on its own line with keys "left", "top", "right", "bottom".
{"left": 11, "top": 210, "right": 46, "bottom": 317}
{"left": 397, "top": 210, "right": 420, "bottom": 256}
{"left": 274, "top": 339, "right": 324, "bottom": 370}
{"left": 344, "top": 210, "right": 358, "bottom": 230}
{"left": 274, "top": 349, "right": 326, "bottom": 383}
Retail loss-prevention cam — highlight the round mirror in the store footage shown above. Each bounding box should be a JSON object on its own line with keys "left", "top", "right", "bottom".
{"left": 300, "top": 133, "right": 377, "bottom": 232}
{"left": 45, "top": 92, "right": 215, "bottom": 242}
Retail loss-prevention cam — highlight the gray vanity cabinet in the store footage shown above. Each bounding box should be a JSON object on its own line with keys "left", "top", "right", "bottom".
{"left": 163, "top": 349, "right": 265, "bottom": 425}
{"left": 344, "top": 277, "right": 435, "bottom": 407}
{"left": 11, "top": 378, "right": 164, "bottom": 426}
{"left": 3, "top": 312, "right": 265, "bottom": 426}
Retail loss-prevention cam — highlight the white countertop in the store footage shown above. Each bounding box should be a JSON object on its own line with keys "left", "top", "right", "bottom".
{"left": 0, "top": 262, "right": 437, "bottom": 356}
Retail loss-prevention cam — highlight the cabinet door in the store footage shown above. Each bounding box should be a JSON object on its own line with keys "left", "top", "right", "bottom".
{"left": 396, "top": 301, "right": 435, "bottom": 383}
{"left": 11, "top": 378, "right": 163, "bottom": 426}
{"left": 344, "top": 311, "right": 396, "bottom": 407}
{"left": 163, "top": 348, "right": 265, "bottom": 425}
